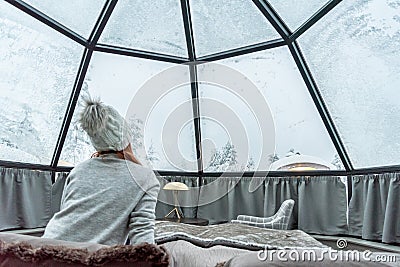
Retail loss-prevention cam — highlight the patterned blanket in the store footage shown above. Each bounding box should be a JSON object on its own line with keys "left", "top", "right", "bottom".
{"left": 155, "top": 221, "right": 326, "bottom": 251}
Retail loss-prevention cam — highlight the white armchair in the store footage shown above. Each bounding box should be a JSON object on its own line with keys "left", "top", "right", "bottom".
{"left": 230, "top": 199, "right": 295, "bottom": 230}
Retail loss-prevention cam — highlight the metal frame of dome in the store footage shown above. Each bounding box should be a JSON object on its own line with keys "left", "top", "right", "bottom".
{"left": 1, "top": 0, "right": 400, "bottom": 187}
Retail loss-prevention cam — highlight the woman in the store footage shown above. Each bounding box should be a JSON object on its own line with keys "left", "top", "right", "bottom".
{"left": 42, "top": 98, "right": 160, "bottom": 245}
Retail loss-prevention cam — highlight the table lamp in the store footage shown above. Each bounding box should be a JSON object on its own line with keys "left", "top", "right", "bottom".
{"left": 163, "top": 182, "right": 189, "bottom": 219}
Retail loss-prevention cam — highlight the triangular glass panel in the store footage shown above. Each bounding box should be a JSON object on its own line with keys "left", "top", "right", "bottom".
{"left": 99, "top": 0, "right": 188, "bottom": 57}
{"left": 0, "top": 2, "right": 83, "bottom": 164}
{"left": 299, "top": 0, "right": 400, "bottom": 168}
{"left": 268, "top": 0, "right": 330, "bottom": 31}
{"left": 23, "top": 0, "right": 106, "bottom": 38}
{"left": 198, "top": 46, "right": 343, "bottom": 171}
{"left": 189, "top": 0, "right": 281, "bottom": 57}
{"left": 60, "top": 52, "right": 197, "bottom": 171}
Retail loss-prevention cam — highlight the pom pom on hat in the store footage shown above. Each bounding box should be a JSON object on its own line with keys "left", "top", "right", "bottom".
{"left": 79, "top": 97, "right": 132, "bottom": 152}
{"left": 79, "top": 98, "right": 108, "bottom": 134}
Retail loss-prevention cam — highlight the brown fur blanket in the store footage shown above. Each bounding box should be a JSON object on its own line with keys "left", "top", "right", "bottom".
{"left": 0, "top": 233, "right": 169, "bottom": 267}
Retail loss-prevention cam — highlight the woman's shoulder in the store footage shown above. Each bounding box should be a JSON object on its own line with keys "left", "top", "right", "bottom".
{"left": 69, "top": 158, "right": 96, "bottom": 171}
{"left": 124, "top": 161, "right": 152, "bottom": 174}
{"left": 126, "top": 163, "right": 159, "bottom": 187}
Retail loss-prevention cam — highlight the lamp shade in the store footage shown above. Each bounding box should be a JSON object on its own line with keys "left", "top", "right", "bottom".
{"left": 163, "top": 182, "right": 189, "bottom": 191}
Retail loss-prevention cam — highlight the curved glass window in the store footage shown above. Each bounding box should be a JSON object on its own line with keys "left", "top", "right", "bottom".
{"left": 100, "top": 0, "right": 187, "bottom": 57}
{"left": 268, "top": 0, "right": 329, "bottom": 31}
{"left": 200, "top": 47, "right": 342, "bottom": 171}
{"left": 299, "top": 0, "right": 400, "bottom": 168}
{"left": 189, "top": 0, "right": 280, "bottom": 57}
{"left": 23, "top": 0, "right": 106, "bottom": 38}
{"left": 199, "top": 82, "right": 272, "bottom": 172}
{"left": 1, "top": 0, "right": 398, "bottom": 172}
{"left": 0, "top": 2, "right": 82, "bottom": 164}
{"left": 60, "top": 53, "right": 196, "bottom": 171}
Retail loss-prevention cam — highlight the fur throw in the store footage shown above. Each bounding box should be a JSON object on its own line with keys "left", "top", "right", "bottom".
{"left": 0, "top": 240, "right": 169, "bottom": 266}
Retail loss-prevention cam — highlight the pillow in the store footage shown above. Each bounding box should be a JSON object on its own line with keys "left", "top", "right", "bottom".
{"left": 0, "top": 232, "right": 169, "bottom": 267}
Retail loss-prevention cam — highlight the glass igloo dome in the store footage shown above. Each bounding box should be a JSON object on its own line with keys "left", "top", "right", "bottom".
{"left": 1, "top": 0, "right": 399, "bottom": 174}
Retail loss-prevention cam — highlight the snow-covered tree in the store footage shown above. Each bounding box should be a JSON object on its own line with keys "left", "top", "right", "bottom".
{"left": 245, "top": 156, "right": 255, "bottom": 171}
{"left": 127, "top": 116, "right": 143, "bottom": 151}
{"left": 268, "top": 153, "right": 280, "bottom": 164}
{"left": 285, "top": 148, "right": 301, "bottom": 157}
{"left": 207, "top": 141, "right": 238, "bottom": 171}
{"left": 145, "top": 142, "right": 159, "bottom": 165}
{"left": 331, "top": 154, "right": 344, "bottom": 170}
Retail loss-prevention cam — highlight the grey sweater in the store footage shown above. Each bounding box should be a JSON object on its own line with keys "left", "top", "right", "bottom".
{"left": 42, "top": 154, "right": 160, "bottom": 245}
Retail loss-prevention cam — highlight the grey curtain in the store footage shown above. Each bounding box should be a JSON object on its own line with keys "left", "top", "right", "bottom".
{"left": 197, "top": 177, "right": 265, "bottom": 224}
{"left": 5, "top": 167, "right": 398, "bottom": 243}
{"left": 198, "top": 176, "right": 348, "bottom": 234}
{"left": 155, "top": 176, "right": 198, "bottom": 219}
{"left": 0, "top": 167, "right": 52, "bottom": 230}
{"left": 297, "top": 176, "right": 348, "bottom": 235}
{"left": 349, "top": 173, "right": 400, "bottom": 243}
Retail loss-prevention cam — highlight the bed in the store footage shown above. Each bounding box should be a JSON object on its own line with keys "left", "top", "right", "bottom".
{"left": 1, "top": 222, "right": 397, "bottom": 266}
{"left": 155, "top": 221, "right": 400, "bottom": 267}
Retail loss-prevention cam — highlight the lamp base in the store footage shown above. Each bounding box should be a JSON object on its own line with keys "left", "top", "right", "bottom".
{"left": 164, "top": 206, "right": 184, "bottom": 219}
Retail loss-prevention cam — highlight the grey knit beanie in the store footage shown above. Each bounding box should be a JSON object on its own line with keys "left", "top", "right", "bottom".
{"left": 79, "top": 98, "right": 132, "bottom": 152}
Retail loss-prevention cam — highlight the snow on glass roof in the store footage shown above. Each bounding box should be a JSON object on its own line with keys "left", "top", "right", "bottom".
{"left": 0, "top": 0, "right": 399, "bottom": 173}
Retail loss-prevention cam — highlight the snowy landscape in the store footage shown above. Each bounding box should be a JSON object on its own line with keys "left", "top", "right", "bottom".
{"left": 1, "top": 0, "right": 399, "bottom": 171}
